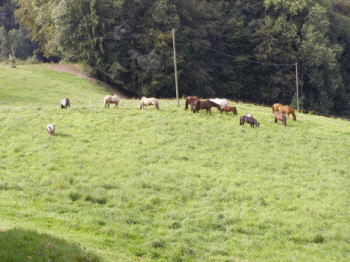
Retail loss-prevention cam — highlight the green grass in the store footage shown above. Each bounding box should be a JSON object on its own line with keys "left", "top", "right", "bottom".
{"left": 0, "top": 65, "right": 349, "bottom": 261}
{"left": 0, "top": 228, "right": 100, "bottom": 262}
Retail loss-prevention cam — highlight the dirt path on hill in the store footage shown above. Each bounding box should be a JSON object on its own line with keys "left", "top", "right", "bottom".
{"left": 47, "top": 64, "right": 128, "bottom": 99}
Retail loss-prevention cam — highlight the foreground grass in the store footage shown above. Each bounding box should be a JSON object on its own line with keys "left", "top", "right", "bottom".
{"left": 0, "top": 228, "right": 100, "bottom": 261}
{"left": 0, "top": 65, "right": 349, "bottom": 261}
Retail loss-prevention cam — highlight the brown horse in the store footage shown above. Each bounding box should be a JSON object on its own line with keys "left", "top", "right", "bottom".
{"left": 193, "top": 100, "right": 221, "bottom": 115}
{"left": 274, "top": 111, "right": 287, "bottom": 126}
{"left": 272, "top": 103, "right": 283, "bottom": 113}
{"left": 185, "top": 96, "right": 199, "bottom": 112}
{"left": 276, "top": 104, "right": 296, "bottom": 121}
{"left": 240, "top": 115, "right": 260, "bottom": 127}
{"left": 220, "top": 106, "right": 237, "bottom": 115}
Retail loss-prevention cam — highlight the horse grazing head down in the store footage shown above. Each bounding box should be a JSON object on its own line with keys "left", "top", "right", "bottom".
{"left": 194, "top": 100, "right": 221, "bottom": 115}
{"left": 60, "top": 98, "right": 70, "bottom": 109}
{"left": 276, "top": 104, "right": 296, "bottom": 121}
{"left": 139, "top": 97, "right": 159, "bottom": 110}
{"left": 46, "top": 124, "right": 55, "bottom": 135}
{"left": 104, "top": 95, "right": 120, "bottom": 108}
{"left": 272, "top": 103, "right": 283, "bottom": 113}
{"left": 220, "top": 106, "right": 237, "bottom": 115}
{"left": 274, "top": 111, "right": 287, "bottom": 126}
{"left": 240, "top": 115, "right": 260, "bottom": 127}
{"left": 209, "top": 98, "right": 229, "bottom": 108}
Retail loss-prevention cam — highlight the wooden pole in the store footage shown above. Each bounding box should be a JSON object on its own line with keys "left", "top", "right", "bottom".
{"left": 172, "top": 28, "right": 180, "bottom": 107}
{"left": 295, "top": 63, "right": 299, "bottom": 111}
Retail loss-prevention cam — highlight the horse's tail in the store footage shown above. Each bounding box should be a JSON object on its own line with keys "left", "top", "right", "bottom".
{"left": 185, "top": 99, "right": 188, "bottom": 110}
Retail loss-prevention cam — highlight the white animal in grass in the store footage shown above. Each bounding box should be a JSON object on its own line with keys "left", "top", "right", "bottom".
{"left": 209, "top": 98, "right": 229, "bottom": 107}
{"left": 60, "top": 98, "right": 70, "bottom": 109}
{"left": 138, "top": 97, "right": 159, "bottom": 110}
{"left": 104, "top": 95, "right": 120, "bottom": 108}
{"left": 46, "top": 124, "right": 55, "bottom": 135}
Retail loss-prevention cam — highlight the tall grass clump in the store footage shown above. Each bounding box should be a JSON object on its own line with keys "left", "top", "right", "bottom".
{"left": 0, "top": 64, "right": 349, "bottom": 261}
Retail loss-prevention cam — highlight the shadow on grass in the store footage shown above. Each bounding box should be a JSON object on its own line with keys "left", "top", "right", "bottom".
{"left": 0, "top": 228, "right": 101, "bottom": 262}
{"left": 54, "top": 133, "right": 72, "bottom": 137}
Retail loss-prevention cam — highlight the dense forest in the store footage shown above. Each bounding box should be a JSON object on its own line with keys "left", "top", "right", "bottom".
{"left": 1, "top": 0, "right": 350, "bottom": 115}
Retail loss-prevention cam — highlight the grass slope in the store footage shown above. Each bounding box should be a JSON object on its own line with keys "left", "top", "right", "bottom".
{"left": 0, "top": 65, "right": 349, "bottom": 261}
{"left": 0, "top": 64, "right": 107, "bottom": 104}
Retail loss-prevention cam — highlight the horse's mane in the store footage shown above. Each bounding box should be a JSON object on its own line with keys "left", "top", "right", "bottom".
{"left": 207, "top": 100, "right": 220, "bottom": 107}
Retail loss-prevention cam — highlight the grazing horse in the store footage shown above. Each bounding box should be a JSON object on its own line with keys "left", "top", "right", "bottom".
{"left": 272, "top": 103, "right": 283, "bottom": 113}
{"left": 46, "top": 124, "right": 55, "bottom": 135}
{"left": 276, "top": 104, "right": 296, "bottom": 121}
{"left": 193, "top": 100, "right": 221, "bottom": 115}
{"left": 220, "top": 106, "right": 237, "bottom": 115}
{"left": 60, "top": 98, "right": 70, "bottom": 109}
{"left": 209, "top": 98, "right": 229, "bottom": 108}
{"left": 185, "top": 96, "right": 199, "bottom": 112}
{"left": 240, "top": 115, "right": 260, "bottom": 127}
{"left": 139, "top": 97, "right": 159, "bottom": 110}
{"left": 104, "top": 95, "right": 120, "bottom": 108}
{"left": 274, "top": 111, "right": 287, "bottom": 126}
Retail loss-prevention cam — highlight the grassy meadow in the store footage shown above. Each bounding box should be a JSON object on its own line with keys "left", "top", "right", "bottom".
{"left": 0, "top": 64, "right": 349, "bottom": 261}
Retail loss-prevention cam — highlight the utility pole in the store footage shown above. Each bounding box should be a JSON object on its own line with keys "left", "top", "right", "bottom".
{"left": 295, "top": 63, "right": 299, "bottom": 111}
{"left": 172, "top": 28, "right": 180, "bottom": 106}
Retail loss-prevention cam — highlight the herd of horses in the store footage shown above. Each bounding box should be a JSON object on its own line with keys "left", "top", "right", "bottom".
{"left": 48, "top": 95, "right": 296, "bottom": 135}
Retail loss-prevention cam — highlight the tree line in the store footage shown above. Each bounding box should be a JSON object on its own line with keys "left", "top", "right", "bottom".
{"left": 1, "top": 0, "right": 350, "bottom": 115}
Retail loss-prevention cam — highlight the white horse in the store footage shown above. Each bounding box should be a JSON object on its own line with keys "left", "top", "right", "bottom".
{"left": 139, "top": 97, "right": 159, "bottom": 110}
{"left": 60, "top": 98, "right": 70, "bottom": 109}
{"left": 46, "top": 124, "right": 55, "bottom": 135}
{"left": 104, "top": 95, "right": 120, "bottom": 108}
{"left": 209, "top": 98, "right": 229, "bottom": 107}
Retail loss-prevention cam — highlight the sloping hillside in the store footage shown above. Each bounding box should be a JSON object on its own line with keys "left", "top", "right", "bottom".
{"left": 0, "top": 64, "right": 127, "bottom": 105}
{"left": 0, "top": 64, "right": 349, "bottom": 262}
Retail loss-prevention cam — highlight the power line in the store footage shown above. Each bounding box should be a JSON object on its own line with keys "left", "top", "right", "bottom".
{"left": 176, "top": 33, "right": 294, "bottom": 67}
{"left": 66, "top": 29, "right": 294, "bottom": 67}
{"left": 67, "top": 30, "right": 171, "bottom": 41}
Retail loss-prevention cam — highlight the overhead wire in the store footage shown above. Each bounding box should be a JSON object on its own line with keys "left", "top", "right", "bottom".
{"left": 67, "top": 30, "right": 294, "bottom": 67}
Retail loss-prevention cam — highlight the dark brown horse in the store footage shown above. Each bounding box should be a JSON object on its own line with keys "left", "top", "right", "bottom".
{"left": 274, "top": 111, "right": 287, "bottom": 126}
{"left": 185, "top": 96, "right": 199, "bottom": 112}
{"left": 276, "top": 104, "right": 296, "bottom": 121}
{"left": 193, "top": 100, "right": 221, "bottom": 115}
{"left": 220, "top": 106, "right": 237, "bottom": 115}
{"left": 240, "top": 115, "right": 260, "bottom": 127}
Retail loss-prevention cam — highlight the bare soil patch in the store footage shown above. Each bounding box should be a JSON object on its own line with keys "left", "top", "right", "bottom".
{"left": 47, "top": 64, "right": 128, "bottom": 99}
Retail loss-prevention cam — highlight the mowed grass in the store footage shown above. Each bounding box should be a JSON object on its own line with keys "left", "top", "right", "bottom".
{"left": 0, "top": 65, "right": 349, "bottom": 261}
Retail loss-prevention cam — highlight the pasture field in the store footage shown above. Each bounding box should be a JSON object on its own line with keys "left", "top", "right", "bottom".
{"left": 0, "top": 65, "right": 349, "bottom": 261}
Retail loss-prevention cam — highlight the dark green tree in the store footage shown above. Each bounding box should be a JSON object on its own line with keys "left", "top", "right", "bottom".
{"left": 299, "top": 3, "right": 343, "bottom": 113}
